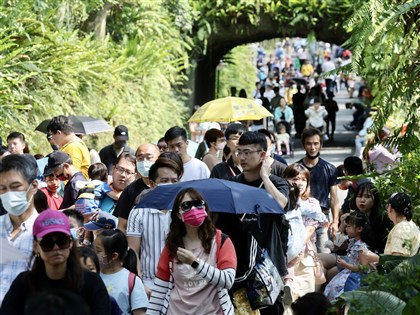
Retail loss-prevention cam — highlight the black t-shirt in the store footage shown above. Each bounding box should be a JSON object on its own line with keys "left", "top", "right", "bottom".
{"left": 270, "top": 159, "right": 286, "bottom": 177}
{"left": 99, "top": 144, "right": 134, "bottom": 173}
{"left": 0, "top": 270, "right": 111, "bottom": 315}
{"left": 113, "top": 178, "right": 149, "bottom": 219}
{"left": 210, "top": 158, "right": 241, "bottom": 180}
{"left": 215, "top": 173, "right": 290, "bottom": 290}
{"left": 297, "top": 157, "right": 337, "bottom": 210}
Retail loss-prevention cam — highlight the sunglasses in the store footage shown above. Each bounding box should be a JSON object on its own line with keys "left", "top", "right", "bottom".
{"left": 179, "top": 200, "right": 205, "bottom": 212}
{"left": 38, "top": 235, "right": 72, "bottom": 252}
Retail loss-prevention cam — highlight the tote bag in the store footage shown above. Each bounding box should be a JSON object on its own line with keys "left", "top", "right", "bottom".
{"left": 246, "top": 248, "right": 283, "bottom": 310}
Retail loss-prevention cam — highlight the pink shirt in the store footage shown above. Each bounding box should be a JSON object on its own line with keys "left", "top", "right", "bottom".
{"left": 167, "top": 239, "right": 223, "bottom": 315}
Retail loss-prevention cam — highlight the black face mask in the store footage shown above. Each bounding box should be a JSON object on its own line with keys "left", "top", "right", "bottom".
{"left": 114, "top": 140, "right": 127, "bottom": 149}
{"left": 50, "top": 144, "right": 59, "bottom": 151}
{"left": 306, "top": 152, "right": 320, "bottom": 160}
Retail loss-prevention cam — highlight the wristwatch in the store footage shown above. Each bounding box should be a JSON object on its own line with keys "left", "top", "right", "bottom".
{"left": 190, "top": 258, "right": 200, "bottom": 268}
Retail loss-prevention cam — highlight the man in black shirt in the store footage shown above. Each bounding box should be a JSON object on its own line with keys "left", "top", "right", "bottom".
{"left": 114, "top": 143, "right": 160, "bottom": 233}
{"left": 216, "top": 131, "right": 289, "bottom": 315}
{"left": 210, "top": 123, "right": 247, "bottom": 180}
{"left": 99, "top": 125, "right": 135, "bottom": 173}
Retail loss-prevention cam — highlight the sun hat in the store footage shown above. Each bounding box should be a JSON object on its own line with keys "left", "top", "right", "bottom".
{"left": 84, "top": 211, "right": 117, "bottom": 231}
{"left": 33, "top": 209, "right": 71, "bottom": 238}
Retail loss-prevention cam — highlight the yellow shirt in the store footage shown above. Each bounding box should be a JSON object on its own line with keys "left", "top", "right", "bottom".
{"left": 61, "top": 140, "right": 91, "bottom": 179}
{"left": 384, "top": 220, "right": 420, "bottom": 256}
{"left": 301, "top": 64, "right": 314, "bottom": 77}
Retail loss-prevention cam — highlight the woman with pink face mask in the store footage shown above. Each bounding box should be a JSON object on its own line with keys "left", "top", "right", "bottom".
{"left": 147, "top": 188, "right": 237, "bottom": 315}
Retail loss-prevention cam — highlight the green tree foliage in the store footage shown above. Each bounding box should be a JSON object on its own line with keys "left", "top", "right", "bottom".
{"left": 343, "top": 0, "right": 420, "bottom": 224}
{"left": 217, "top": 45, "right": 256, "bottom": 99}
{"left": 0, "top": 0, "right": 189, "bottom": 153}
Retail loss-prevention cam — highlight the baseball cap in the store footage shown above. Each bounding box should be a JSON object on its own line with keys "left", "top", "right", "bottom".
{"left": 33, "top": 209, "right": 71, "bottom": 238}
{"left": 44, "top": 151, "right": 71, "bottom": 176}
{"left": 114, "top": 125, "right": 129, "bottom": 140}
{"left": 84, "top": 211, "right": 117, "bottom": 231}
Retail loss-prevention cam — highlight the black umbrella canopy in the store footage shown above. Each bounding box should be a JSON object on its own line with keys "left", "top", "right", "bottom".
{"left": 35, "top": 116, "right": 113, "bottom": 135}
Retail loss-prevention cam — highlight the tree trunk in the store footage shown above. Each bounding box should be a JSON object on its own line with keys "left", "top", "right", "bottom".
{"left": 93, "top": 1, "right": 113, "bottom": 39}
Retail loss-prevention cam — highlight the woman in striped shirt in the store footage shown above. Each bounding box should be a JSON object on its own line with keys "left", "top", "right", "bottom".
{"left": 147, "top": 188, "right": 237, "bottom": 315}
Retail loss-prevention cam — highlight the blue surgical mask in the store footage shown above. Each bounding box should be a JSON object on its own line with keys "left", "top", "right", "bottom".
{"left": 70, "top": 228, "right": 78, "bottom": 240}
{"left": 136, "top": 160, "right": 154, "bottom": 177}
{"left": 0, "top": 186, "right": 32, "bottom": 216}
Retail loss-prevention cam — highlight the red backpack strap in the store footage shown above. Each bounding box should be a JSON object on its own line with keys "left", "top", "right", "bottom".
{"left": 128, "top": 272, "right": 136, "bottom": 311}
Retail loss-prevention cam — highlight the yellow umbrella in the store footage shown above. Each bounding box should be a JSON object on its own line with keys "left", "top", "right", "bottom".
{"left": 188, "top": 97, "right": 273, "bottom": 123}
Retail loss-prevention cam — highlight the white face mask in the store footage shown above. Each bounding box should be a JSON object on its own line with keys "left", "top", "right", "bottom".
{"left": 216, "top": 143, "right": 226, "bottom": 151}
{"left": 0, "top": 185, "right": 33, "bottom": 216}
{"left": 136, "top": 160, "right": 154, "bottom": 177}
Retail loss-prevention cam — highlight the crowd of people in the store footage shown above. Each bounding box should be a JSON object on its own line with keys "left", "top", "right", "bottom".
{"left": 0, "top": 110, "right": 419, "bottom": 315}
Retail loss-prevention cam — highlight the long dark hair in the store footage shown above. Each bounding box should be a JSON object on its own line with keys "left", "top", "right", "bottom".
{"left": 345, "top": 212, "right": 377, "bottom": 250}
{"left": 166, "top": 188, "right": 216, "bottom": 259}
{"left": 96, "top": 229, "right": 138, "bottom": 276}
{"left": 25, "top": 238, "right": 84, "bottom": 293}
{"left": 283, "top": 163, "right": 312, "bottom": 205}
{"left": 350, "top": 182, "right": 380, "bottom": 219}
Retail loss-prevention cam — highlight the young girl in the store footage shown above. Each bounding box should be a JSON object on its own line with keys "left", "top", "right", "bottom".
{"left": 324, "top": 212, "right": 379, "bottom": 301}
{"left": 275, "top": 123, "right": 291, "bottom": 156}
{"left": 79, "top": 246, "right": 123, "bottom": 315}
{"left": 348, "top": 182, "right": 392, "bottom": 253}
{"left": 94, "top": 229, "right": 148, "bottom": 315}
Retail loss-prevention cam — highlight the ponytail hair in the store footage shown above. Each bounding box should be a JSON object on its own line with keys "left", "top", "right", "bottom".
{"left": 388, "top": 192, "right": 413, "bottom": 221}
{"left": 345, "top": 211, "right": 377, "bottom": 251}
{"left": 97, "top": 229, "right": 138, "bottom": 276}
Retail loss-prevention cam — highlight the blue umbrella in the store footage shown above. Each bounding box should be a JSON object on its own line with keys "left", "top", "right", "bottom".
{"left": 137, "top": 178, "right": 284, "bottom": 214}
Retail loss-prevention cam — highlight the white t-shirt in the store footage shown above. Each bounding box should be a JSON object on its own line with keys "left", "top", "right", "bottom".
{"left": 100, "top": 268, "right": 148, "bottom": 315}
{"left": 180, "top": 157, "right": 210, "bottom": 182}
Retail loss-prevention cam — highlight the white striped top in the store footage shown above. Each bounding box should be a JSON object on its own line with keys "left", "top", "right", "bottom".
{"left": 126, "top": 207, "right": 171, "bottom": 282}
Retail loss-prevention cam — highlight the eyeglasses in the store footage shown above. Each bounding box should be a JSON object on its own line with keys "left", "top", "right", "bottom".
{"left": 114, "top": 166, "right": 135, "bottom": 176}
{"left": 38, "top": 235, "right": 72, "bottom": 252}
{"left": 180, "top": 200, "right": 205, "bottom": 212}
{"left": 235, "top": 150, "right": 262, "bottom": 158}
{"left": 45, "top": 177, "right": 60, "bottom": 184}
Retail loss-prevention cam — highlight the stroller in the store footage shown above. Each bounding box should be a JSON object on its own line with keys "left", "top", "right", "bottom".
{"left": 274, "top": 120, "right": 294, "bottom": 158}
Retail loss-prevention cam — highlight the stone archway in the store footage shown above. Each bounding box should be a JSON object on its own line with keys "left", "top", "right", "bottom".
{"left": 191, "top": 12, "right": 349, "bottom": 107}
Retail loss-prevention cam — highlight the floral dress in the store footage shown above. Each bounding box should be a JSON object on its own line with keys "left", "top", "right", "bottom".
{"left": 324, "top": 238, "right": 368, "bottom": 301}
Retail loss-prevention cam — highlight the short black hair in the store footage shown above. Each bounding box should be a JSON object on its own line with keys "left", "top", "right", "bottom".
{"left": 0, "top": 154, "right": 37, "bottom": 183}
{"left": 204, "top": 129, "right": 224, "bottom": 147}
{"left": 114, "top": 153, "right": 136, "bottom": 168}
{"left": 164, "top": 126, "right": 187, "bottom": 143}
{"left": 149, "top": 156, "right": 183, "bottom": 182}
{"left": 238, "top": 131, "right": 267, "bottom": 151}
{"left": 88, "top": 163, "right": 108, "bottom": 181}
{"left": 343, "top": 156, "right": 364, "bottom": 175}
{"left": 224, "top": 123, "right": 247, "bottom": 139}
{"left": 301, "top": 128, "right": 322, "bottom": 146}
{"left": 47, "top": 115, "right": 74, "bottom": 135}
{"left": 6, "top": 131, "right": 26, "bottom": 143}
{"left": 257, "top": 128, "right": 276, "bottom": 143}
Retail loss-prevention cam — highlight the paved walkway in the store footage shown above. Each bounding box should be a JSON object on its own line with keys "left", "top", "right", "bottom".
{"left": 287, "top": 88, "right": 358, "bottom": 167}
